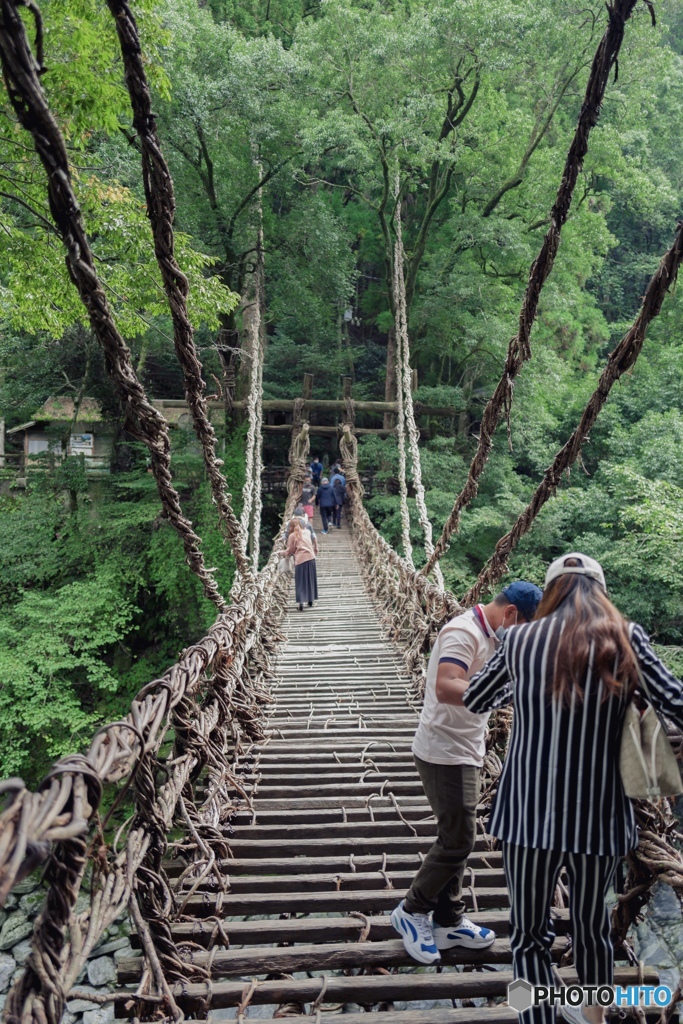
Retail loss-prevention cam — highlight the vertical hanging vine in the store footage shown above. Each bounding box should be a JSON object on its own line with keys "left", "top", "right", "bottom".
{"left": 393, "top": 176, "right": 445, "bottom": 588}
{"left": 107, "top": 0, "right": 252, "bottom": 586}
{"left": 0, "top": 0, "right": 226, "bottom": 609}
{"left": 422, "top": 0, "right": 643, "bottom": 578}
{"left": 240, "top": 155, "right": 266, "bottom": 573}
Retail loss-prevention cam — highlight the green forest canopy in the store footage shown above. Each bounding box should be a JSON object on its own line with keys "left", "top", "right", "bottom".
{"left": 1, "top": 0, "right": 683, "bottom": 781}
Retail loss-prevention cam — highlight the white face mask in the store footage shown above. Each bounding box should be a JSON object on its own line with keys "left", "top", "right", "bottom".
{"left": 495, "top": 608, "right": 519, "bottom": 642}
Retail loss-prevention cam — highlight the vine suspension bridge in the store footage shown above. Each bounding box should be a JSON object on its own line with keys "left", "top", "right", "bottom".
{"left": 0, "top": 0, "right": 683, "bottom": 1023}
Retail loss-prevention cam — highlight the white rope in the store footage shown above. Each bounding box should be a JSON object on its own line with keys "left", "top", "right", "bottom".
{"left": 393, "top": 176, "right": 444, "bottom": 587}
{"left": 240, "top": 157, "right": 265, "bottom": 572}
{"left": 392, "top": 217, "right": 414, "bottom": 566}
{"left": 239, "top": 288, "right": 261, "bottom": 556}
{"left": 250, "top": 224, "right": 265, "bottom": 572}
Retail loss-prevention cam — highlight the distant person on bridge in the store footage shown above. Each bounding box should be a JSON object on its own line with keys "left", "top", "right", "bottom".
{"left": 391, "top": 580, "right": 542, "bottom": 965}
{"left": 309, "top": 457, "right": 323, "bottom": 486}
{"left": 316, "top": 477, "right": 337, "bottom": 534}
{"left": 279, "top": 517, "right": 318, "bottom": 612}
{"left": 463, "top": 554, "right": 683, "bottom": 1024}
{"left": 285, "top": 506, "right": 316, "bottom": 543}
{"left": 300, "top": 476, "right": 317, "bottom": 520}
{"left": 330, "top": 473, "right": 346, "bottom": 529}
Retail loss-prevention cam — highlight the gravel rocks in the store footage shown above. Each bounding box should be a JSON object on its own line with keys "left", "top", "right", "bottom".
{"left": 0, "top": 953, "right": 15, "bottom": 993}
{"left": 0, "top": 914, "right": 32, "bottom": 951}
{"left": 87, "top": 957, "right": 117, "bottom": 987}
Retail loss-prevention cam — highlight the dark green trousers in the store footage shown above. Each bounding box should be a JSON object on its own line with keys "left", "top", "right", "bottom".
{"left": 404, "top": 755, "right": 481, "bottom": 925}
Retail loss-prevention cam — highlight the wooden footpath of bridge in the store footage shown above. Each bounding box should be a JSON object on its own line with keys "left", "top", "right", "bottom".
{"left": 117, "top": 520, "right": 656, "bottom": 1023}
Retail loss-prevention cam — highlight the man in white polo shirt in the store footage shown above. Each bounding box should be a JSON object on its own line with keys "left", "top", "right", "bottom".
{"left": 391, "top": 581, "right": 542, "bottom": 964}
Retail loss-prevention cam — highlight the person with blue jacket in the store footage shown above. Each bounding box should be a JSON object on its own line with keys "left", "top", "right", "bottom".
{"left": 330, "top": 473, "right": 346, "bottom": 528}
{"left": 315, "top": 477, "right": 337, "bottom": 534}
{"left": 309, "top": 457, "right": 323, "bottom": 486}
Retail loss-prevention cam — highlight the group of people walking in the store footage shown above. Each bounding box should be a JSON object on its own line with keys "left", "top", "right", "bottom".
{"left": 389, "top": 553, "right": 683, "bottom": 1024}
{"left": 277, "top": 456, "right": 347, "bottom": 611}
{"left": 308, "top": 456, "right": 347, "bottom": 533}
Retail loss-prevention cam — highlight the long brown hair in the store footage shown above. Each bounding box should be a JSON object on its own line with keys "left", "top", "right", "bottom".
{"left": 534, "top": 558, "right": 638, "bottom": 704}
{"left": 288, "top": 517, "right": 303, "bottom": 538}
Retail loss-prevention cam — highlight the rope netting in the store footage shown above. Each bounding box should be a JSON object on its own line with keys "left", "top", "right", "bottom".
{"left": 0, "top": 410, "right": 311, "bottom": 1024}
{"left": 340, "top": 425, "right": 461, "bottom": 694}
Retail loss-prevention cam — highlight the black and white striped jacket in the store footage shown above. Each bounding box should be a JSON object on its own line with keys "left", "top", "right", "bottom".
{"left": 464, "top": 618, "right": 683, "bottom": 855}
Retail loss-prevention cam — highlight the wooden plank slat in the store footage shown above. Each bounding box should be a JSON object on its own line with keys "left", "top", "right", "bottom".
{"left": 164, "top": 850, "right": 500, "bottom": 877}
{"left": 170, "top": 867, "right": 507, "bottom": 894}
{"left": 223, "top": 819, "right": 438, "bottom": 838}
{"left": 155, "top": 909, "right": 570, "bottom": 948}
{"left": 117, "top": 937, "right": 571, "bottom": 982}
{"left": 179, "top": 886, "right": 510, "bottom": 917}
{"left": 223, "top": 835, "right": 494, "bottom": 856}
{"left": 140, "top": 965, "right": 659, "bottom": 1012}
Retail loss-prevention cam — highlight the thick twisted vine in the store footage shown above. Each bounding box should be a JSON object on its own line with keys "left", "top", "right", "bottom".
{"left": 285, "top": 403, "right": 311, "bottom": 524}
{"left": 251, "top": 291, "right": 265, "bottom": 571}
{"left": 107, "top": 0, "right": 251, "bottom": 586}
{"left": 393, "top": 321, "right": 413, "bottom": 564}
{"left": 240, "top": 176, "right": 265, "bottom": 571}
{"left": 393, "top": 176, "right": 444, "bottom": 587}
{"left": 423, "top": 0, "right": 642, "bottom": 577}
{"left": 465, "top": 221, "right": 683, "bottom": 604}
{"left": 0, "top": 0, "right": 225, "bottom": 607}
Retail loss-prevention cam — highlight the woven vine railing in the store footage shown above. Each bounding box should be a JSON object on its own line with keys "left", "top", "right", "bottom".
{"left": 0, "top": 422, "right": 309, "bottom": 1024}
{"left": 341, "top": 424, "right": 460, "bottom": 695}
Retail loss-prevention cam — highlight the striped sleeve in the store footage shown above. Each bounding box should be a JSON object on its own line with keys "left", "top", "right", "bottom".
{"left": 631, "top": 623, "right": 683, "bottom": 728}
{"left": 463, "top": 641, "right": 512, "bottom": 712}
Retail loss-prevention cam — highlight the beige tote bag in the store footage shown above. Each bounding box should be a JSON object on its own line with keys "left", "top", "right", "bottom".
{"left": 619, "top": 626, "right": 683, "bottom": 800}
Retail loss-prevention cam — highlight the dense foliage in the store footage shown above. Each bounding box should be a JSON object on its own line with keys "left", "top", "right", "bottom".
{"left": 1, "top": 0, "right": 683, "bottom": 780}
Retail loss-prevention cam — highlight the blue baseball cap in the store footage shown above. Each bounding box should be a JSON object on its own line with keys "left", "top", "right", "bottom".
{"left": 502, "top": 581, "right": 543, "bottom": 622}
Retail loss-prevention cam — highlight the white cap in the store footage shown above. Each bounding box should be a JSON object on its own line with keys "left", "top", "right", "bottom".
{"left": 545, "top": 552, "right": 606, "bottom": 592}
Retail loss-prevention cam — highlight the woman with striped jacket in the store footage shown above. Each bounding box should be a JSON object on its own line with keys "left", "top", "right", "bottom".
{"left": 462, "top": 553, "right": 683, "bottom": 1024}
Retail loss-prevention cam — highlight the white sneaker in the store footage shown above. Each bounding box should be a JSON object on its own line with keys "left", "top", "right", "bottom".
{"left": 560, "top": 1005, "right": 605, "bottom": 1023}
{"left": 390, "top": 900, "right": 440, "bottom": 964}
{"left": 433, "top": 915, "right": 496, "bottom": 950}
